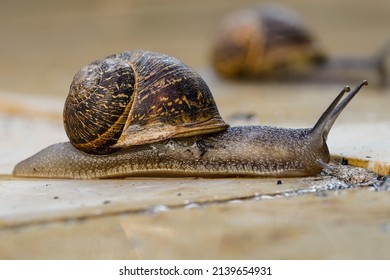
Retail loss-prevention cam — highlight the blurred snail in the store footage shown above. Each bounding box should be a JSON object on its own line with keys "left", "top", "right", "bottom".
{"left": 212, "top": 4, "right": 389, "bottom": 87}
{"left": 13, "top": 50, "right": 367, "bottom": 179}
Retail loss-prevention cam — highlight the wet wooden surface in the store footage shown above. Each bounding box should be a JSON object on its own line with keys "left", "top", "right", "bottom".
{"left": 0, "top": 0, "right": 390, "bottom": 259}
{"left": 1, "top": 188, "right": 389, "bottom": 259}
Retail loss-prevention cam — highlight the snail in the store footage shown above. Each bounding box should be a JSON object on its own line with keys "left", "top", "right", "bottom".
{"left": 13, "top": 50, "right": 367, "bottom": 179}
{"left": 212, "top": 4, "right": 389, "bottom": 87}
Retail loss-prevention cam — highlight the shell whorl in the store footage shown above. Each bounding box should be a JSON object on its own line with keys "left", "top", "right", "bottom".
{"left": 64, "top": 50, "right": 228, "bottom": 154}
{"left": 64, "top": 57, "right": 135, "bottom": 154}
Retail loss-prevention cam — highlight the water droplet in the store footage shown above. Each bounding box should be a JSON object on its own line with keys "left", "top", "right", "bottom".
{"left": 185, "top": 203, "right": 201, "bottom": 209}
{"left": 146, "top": 204, "right": 170, "bottom": 214}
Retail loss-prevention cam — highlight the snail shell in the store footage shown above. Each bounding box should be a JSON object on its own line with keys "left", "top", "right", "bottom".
{"left": 212, "top": 4, "right": 326, "bottom": 78}
{"left": 65, "top": 50, "right": 228, "bottom": 154}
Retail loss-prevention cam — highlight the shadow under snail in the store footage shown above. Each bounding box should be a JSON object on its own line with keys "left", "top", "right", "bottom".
{"left": 13, "top": 50, "right": 368, "bottom": 179}
{"left": 211, "top": 4, "right": 389, "bottom": 87}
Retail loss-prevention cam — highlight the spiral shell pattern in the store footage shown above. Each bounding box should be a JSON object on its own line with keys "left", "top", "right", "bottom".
{"left": 64, "top": 50, "right": 228, "bottom": 154}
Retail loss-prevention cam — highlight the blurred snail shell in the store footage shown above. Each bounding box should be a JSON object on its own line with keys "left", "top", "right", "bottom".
{"left": 12, "top": 50, "right": 368, "bottom": 179}
{"left": 212, "top": 4, "right": 389, "bottom": 86}
{"left": 212, "top": 4, "right": 326, "bottom": 79}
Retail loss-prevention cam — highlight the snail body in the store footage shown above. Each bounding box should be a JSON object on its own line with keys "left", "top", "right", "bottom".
{"left": 13, "top": 127, "right": 326, "bottom": 179}
{"left": 12, "top": 51, "right": 367, "bottom": 179}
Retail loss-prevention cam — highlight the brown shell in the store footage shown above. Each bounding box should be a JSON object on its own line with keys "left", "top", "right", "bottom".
{"left": 211, "top": 4, "right": 326, "bottom": 78}
{"left": 64, "top": 50, "right": 229, "bottom": 154}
